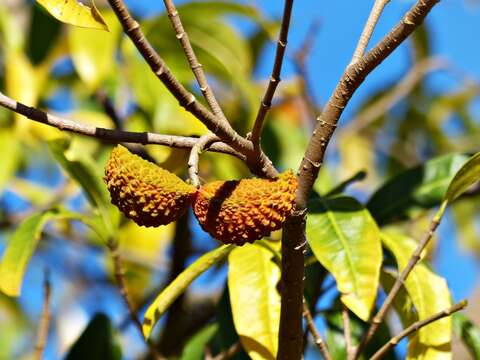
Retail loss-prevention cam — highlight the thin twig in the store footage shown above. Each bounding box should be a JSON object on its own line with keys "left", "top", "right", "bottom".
{"left": 211, "top": 342, "right": 242, "bottom": 360}
{"left": 188, "top": 132, "right": 219, "bottom": 188}
{"left": 163, "top": 0, "right": 227, "bottom": 122}
{"left": 250, "top": 0, "right": 294, "bottom": 146}
{"left": 354, "top": 203, "right": 446, "bottom": 358}
{"left": 0, "top": 91, "right": 243, "bottom": 159}
{"left": 34, "top": 269, "right": 51, "bottom": 360}
{"left": 106, "top": 0, "right": 260, "bottom": 162}
{"left": 281, "top": 1, "right": 441, "bottom": 358}
{"left": 303, "top": 299, "right": 332, "bottom": 360}
{"left": 350, "top": 0, "right": 391, "bottom": 64}
{"left": 342, "top": 305, "right": 354, "bottom": 360}
{"left": 344, "top": 57, "right": 446, "bottom": 133}
{"left": 107, "top": 240, "right": 163, "bottom": 359}
{"left": 370, "top": 300, "right": 468, "bottom": 360}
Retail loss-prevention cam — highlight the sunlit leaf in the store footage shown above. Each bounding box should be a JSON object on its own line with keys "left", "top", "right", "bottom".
{"left": 453, "top": 313, "right": 480, "bottom": 359}
{"left": 382, "top": 230, "right": 451, "bottom": 346}
{"left": 444, "top": 152, "right": 480, "bottom": 203}
{"left": 68, "top": 11, "right": 120, "bottom": 89}
{"left": 368, "top": 153, "right": 469, "bottom": 224}
{"left": 407, "top": 336, "right": 451, "bottom": 360}
{"left": 0, "top": 130, "right": 20, "bottom": 193}
{"left": 36, "top": 0, "right": 108, "bottom": 31}
{"left": 228, "top": 244, "right": 280, "bottom": 360}
{"left": 65, "top": 313, "right": 121, "bottom": 360}
{"left": 143, "top": 245, "right": 233, "bottom": 338}
{"left": 306, "top": 195, "right": 382, "bottom": 321}
{"left": 181, "top": 323, "right": 218, "bottom": 360}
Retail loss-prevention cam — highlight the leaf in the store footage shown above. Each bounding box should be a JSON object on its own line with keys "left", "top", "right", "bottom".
{"left": 0, "top": 209, "right": 63, "bottom": 296}
{"left": 0, "top": 130, "right": 20, "bottom": 193}
{"left": 36, "top": 0, "right": 108, "bottom": 31}
{"left": 48, "top": 138, "right": 117, "bottom": 236}
{"left": 180, "top": 323, "right": 218, "bottom": 360}
{"left": 65, "top": 313, "right": 121, "bottom": 360}
{"left": 407, "top": 336, "right": 451, "bottom": 360}
{"left": 367, "top": 153, "right": 469, "bottom": 225}
{"left": 452, "top": 313, "right": 480, "bottom": 359}
{"left": 228, "top": 244, "right": 281, "bottom": 360}
{"left": 444, "top": 152, "right": 480, "bottom": 203}
{"left": 142, "top": 245, "right": 233, "bottom": 338}
{"left": 306, "top": 195, "right": 382, "bottom": 321}
{"left": 68, "top": 11, "right": 120, "bottom": 89}
{"left": 382, "top": 230, "right": 452, "bottom": 346}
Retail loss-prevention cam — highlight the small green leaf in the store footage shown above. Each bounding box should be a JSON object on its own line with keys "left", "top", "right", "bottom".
{"left": 36, "top": 0, "right": 109, "bottom": 31}
{"left": 180, "top": 324, "right": 218, "bottom": 360}
{"left": 367, "top": 153, "right": 469, "bottom": 224}
{"left": 445, "top": 152, "right": 480, "bottom": 203}
{"left": 48, "top": 139, "right": 117, "bottom": 236}
{"left": 66, "top": 313, "right": 121, "bottom": 360}
{"left": 453, "top": 313, "right": 480, "bottom": 359}
{"left": 382, "top": 231, "right": 452, "bottom": 346}
{"left": 228, "top": 244, "right": 281, "bottom": 360}
{"left": 306, "top": 195, "right": 382, "bottom": 321}
{"left": 143, "top": 245, "right": 233, "bottom": 339}
{"left": 0, "top": 209, "right": 61, "bottom": 296}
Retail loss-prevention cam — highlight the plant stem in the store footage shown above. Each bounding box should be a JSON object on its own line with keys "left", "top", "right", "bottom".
{"left": 303, "top": 299, "right": 332, "bottom": 360}
{"left": 370, "top": 300, "right": 468, "bottom": 360}
{"left": 34, "top": 269, "right": 51, "bottom": 360}
{"left": 188, "top": 133, "right": 219, "bottom": 187}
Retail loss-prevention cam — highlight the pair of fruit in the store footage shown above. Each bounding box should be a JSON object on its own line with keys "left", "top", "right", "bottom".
{"left": 104, "top": 145, "right": 297, "bottom": 245}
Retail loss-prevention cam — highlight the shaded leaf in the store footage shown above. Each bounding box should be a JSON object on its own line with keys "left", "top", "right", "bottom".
{"left": 228, "top": 244, "right": 280, "bottom": 360}
{"left": 181, "top": 323, "right": 218, "bottom": 360}
{"left": 66, "top": 313, "right": 121, "bottom": 360}
{"left": 452, "top": 313, "right": 480, "bottom": 359}
{"left": 368, "top": 153, "right": 469, "bottom": 225}
{"left": 445, "top": 152, "right": 480, "bottom": 203}
{"left": 382, "top": 230, "right": 452, "bottom": 346}
{"left": 143, "top": 245, "right": 233, "bottom": 338}
{"left": 36, "top": 0, "right": 108, "bottom": 31}
{"left": 306, "top": 195, "right": 382, "bottom": 321}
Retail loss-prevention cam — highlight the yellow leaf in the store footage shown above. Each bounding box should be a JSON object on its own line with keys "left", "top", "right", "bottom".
{"left": 68, "top": 11, "right": 120, "bottom": 89}
{"left": 407, "top": 335, "right": 452, "bottom": 360}
{"left": 36, "top": 0, "right": 108, "bottom": 31}
{"left": 382, "top": 230, "right": 452, "bottom": 346}
{"left": 228, "top": 244, "right": 281, "bottom": 360}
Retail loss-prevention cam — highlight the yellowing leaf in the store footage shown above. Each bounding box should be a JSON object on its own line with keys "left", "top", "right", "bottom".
{"left": 228, "top": 244, "right": 281, "bottom": 360}
{"left": 382, "top": 230, "right": 452, "bottom": 346}
{"left": 445, "top": 152, "right": 480, "bottom": 203}
{"left": 407, "top": 335, "right": 451, "bottom": 360}
{"left": 68, "top": 11, "right": 120, "bottom": 89}
{"left": 36, "top": 0, "right": 108, "bottom": 31}
{"left": 306, "top": 195, "right": 382, "bottom": 321}
{"left": 143, "top": 245, "right": 232, "bottom": 338}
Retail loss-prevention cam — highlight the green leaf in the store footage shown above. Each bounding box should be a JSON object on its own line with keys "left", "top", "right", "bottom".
{"left": 66, "top": 313, "right": 121, "bottom": 360}
{"left": 453, "top": 313, "right": 480, "bottom": 359}
{"left": 367, "top": 153, "right": 469, "bottom": 225}
{"left": 444, "top": 152, "right": 480, "bottom": 203}
{"left": 0, "top": 130, "right": 20, "bottom": 193}
{"left": 36, "top": 0, "right": 109, "bottom": 31}
{"left": 48, "top": 138, "right": 117, "bottom": 236}
{"left": 0, "top": 209, "right": 62, "bottom": 296}
{"left": 143, "top": 245, "right": 233, "bottom": 338}
{"left": 306, "top": 195, "right": 382, "bottom": 321}
{"left": 181, "top": 323, "right": 218, "bottom": 360}
{"left": 382, "top": 230, "right": 452, "bottom": 346}
{"left": 228, "top": 244, "right": 280, "bottom": 360}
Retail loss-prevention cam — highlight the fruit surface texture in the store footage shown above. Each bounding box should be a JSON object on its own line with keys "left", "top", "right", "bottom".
{"left": 104, "top": 145, "right": 196, "bottom": 227}
{"left": 193, "top": 171, "right": 297, "bottom": 245}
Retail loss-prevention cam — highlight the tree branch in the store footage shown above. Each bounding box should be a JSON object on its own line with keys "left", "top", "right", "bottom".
{"left": 250, "top": 0, "right": 294, "bottom": 146}
{"left": 0, "top": 91, "right": 243, "bottom": 158}
{"left": 354, "top": 204, "right": 446, "bottom": 358}
{"left": 303, "top": 299, "right": 332, "bottom": 360}
{"left": 351, "top": 0, "right": 391, "bottom": 64}
{"left": 278, "top": 1, "right": 440, "bottom": 358}
{"left": 370, "top": 300, "right": 468, "bottom": 360}
{"left": 34, "top": 269, "right": 51, "bottom": 360}
{"left": 342, "top": 305, "right": 354, "bottom": 360}
{"left": 188, "top": 132, "right": 219, "bottom": 187}
{"left": 163, "top": 0, "right": 227, "bottom": 122}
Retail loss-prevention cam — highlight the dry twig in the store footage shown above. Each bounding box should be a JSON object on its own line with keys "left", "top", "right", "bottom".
{"left": 188, "top": 132, "right": 219, "bottom": 187}
{"left": 302, "top": 299, "right": 332, "bottom": 360}
{"left": 34, "top": 269, "right": 51, "bottom": 360}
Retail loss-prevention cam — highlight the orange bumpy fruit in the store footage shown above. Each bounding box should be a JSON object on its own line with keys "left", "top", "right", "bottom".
{"left": 193, "top": 171, "right": 297, "bottom": 245}
{"left": 104, "top": 145, "right": 196, "bottom": 227}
